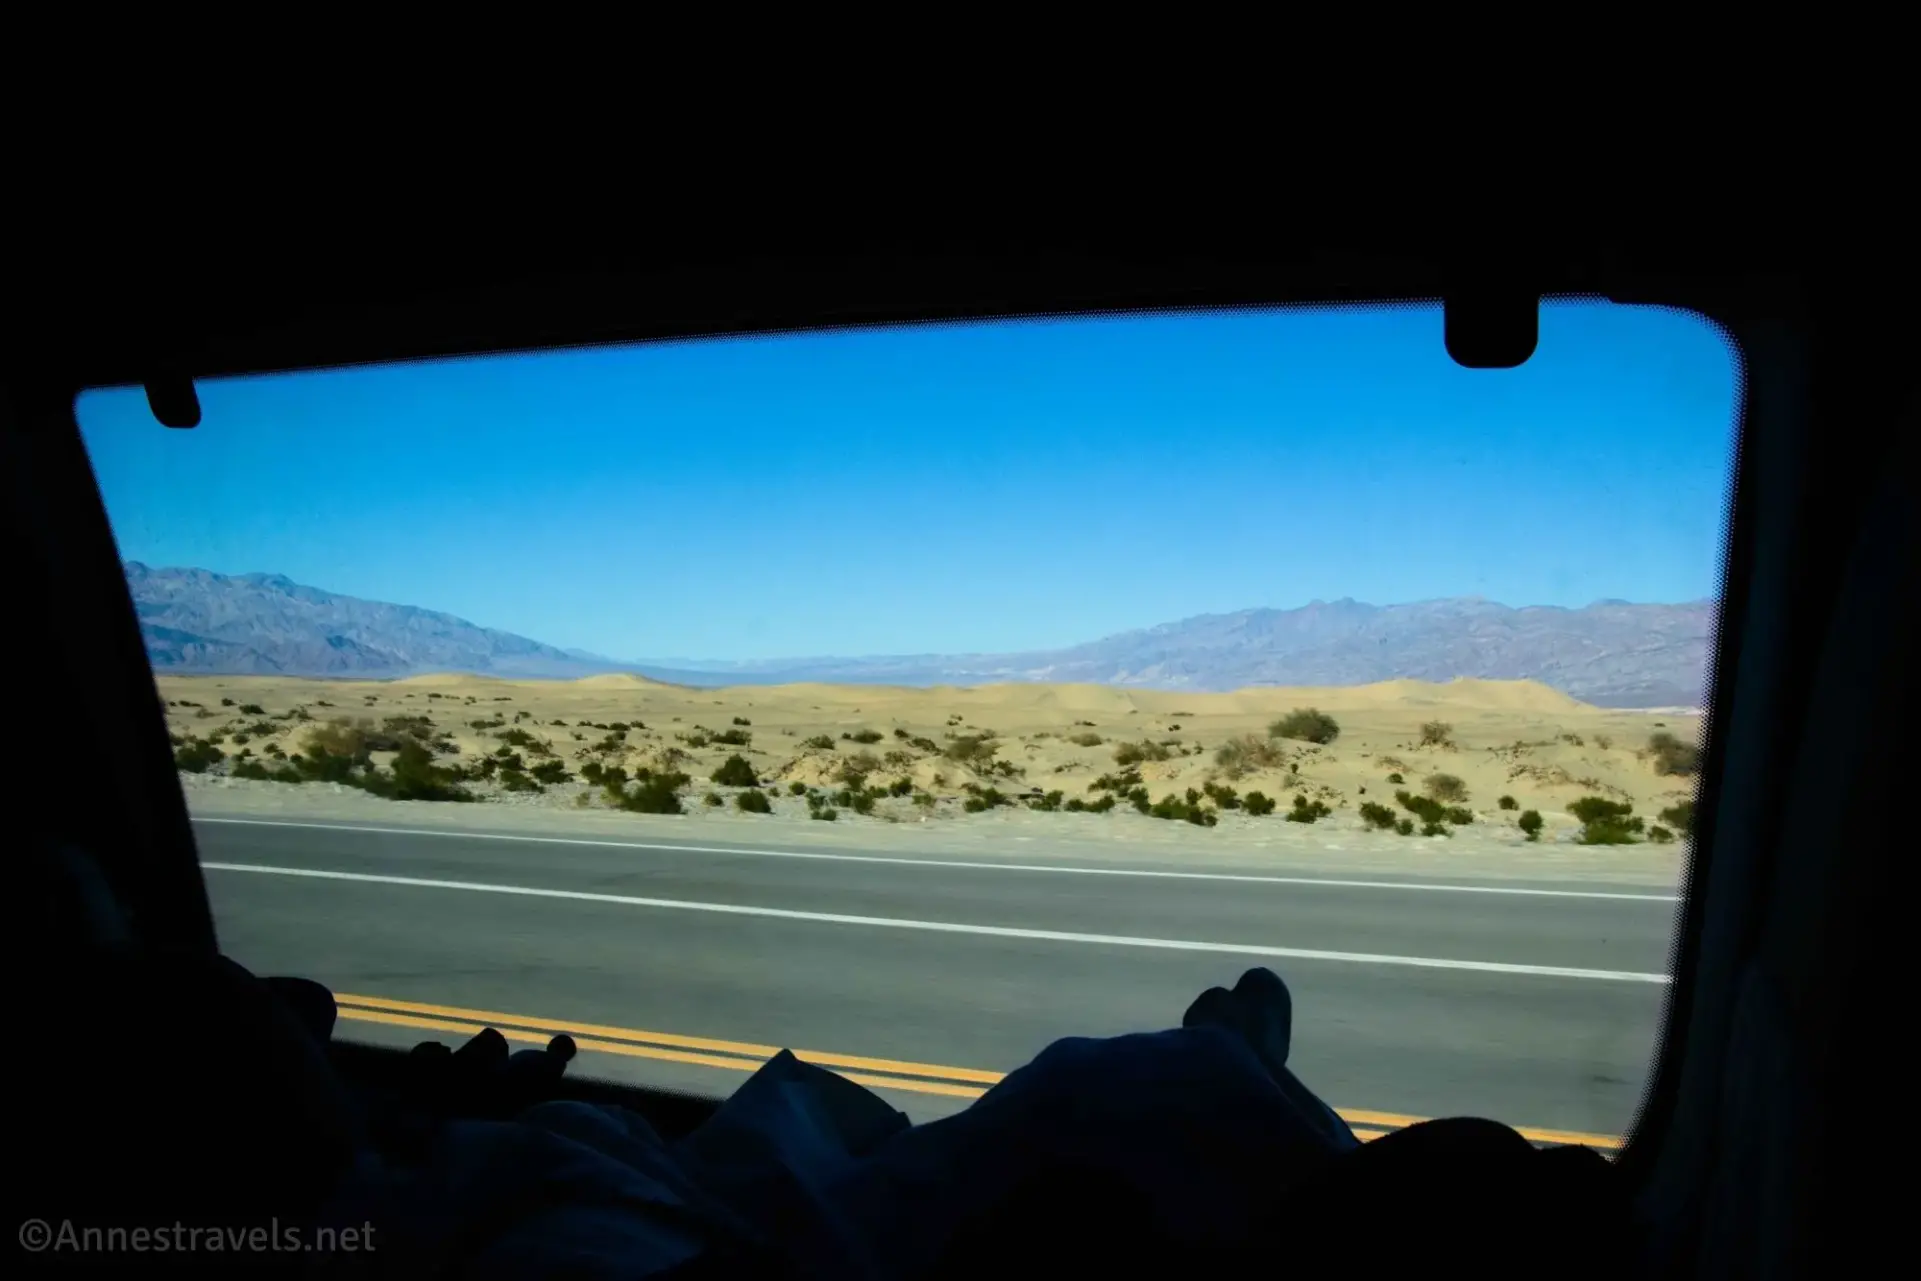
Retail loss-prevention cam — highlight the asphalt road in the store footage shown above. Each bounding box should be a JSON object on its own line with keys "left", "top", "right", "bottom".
{"left": 193, "top": 816, "right": 1678, "bottom": 1145}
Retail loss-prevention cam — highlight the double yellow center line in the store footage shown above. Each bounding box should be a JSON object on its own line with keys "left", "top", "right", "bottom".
{"left": 334, "top": 993, "right": 1623, "bottom": 1151}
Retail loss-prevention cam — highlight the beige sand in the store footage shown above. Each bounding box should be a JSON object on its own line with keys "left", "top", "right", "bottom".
{"left": 159, "top": 672, "right": 1702, "bottom": 848}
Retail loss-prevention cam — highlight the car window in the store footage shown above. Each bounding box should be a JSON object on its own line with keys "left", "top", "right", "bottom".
{"left": 75, "top": 301, "right": 1738, "bottom": 1149}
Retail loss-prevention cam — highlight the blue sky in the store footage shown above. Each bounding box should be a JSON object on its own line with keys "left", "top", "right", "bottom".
{"left": 76, "top": 301, "right": 1739, "bottom": 661}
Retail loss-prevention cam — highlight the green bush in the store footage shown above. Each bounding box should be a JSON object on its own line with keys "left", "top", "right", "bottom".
{"left": 812, "top": 807, "right": 839, "bottom": 822}
{"left": 1568, "top": 796, "right": 1642, "bottom": 843}
{"left": 220, "top": 697, "right": 235, "bottom": 706}
{"left": 703, "top": 791, "right": 724, "bottom": 807}
{"left": 1202, "top": 781, "right": 1241, "bottom": 810}
{"left": 1444, "top": 806, "right": 1474, "bottom": 825}
{"left": 940, "top": 734, "right": 997, "bottom": 766}
{"left": 1396, "top": 818, "right": 1415, "bottom": 836}
{"left": 1518, "top": 809, "right": 1544, "bottom": 840}
{"left": 1418, "top": 721, "right": 1454, "bottom": 748}
{"left": 888, "top": 777, "right": 914, "bottom": 798}
{"left": 801, "top": 735, "right": 835, "bottom": 750}
{"left": 530, "top": 759, "right": 570, "bottom": 785}
{"left": 1568, "top": 796, "right": 1634, "bottom": 825}
{"left": 382, "top": 741, "right": 475, "bottom": 801}
{"left": 1214, "top": 734, "right": 1284, "bottom": 777}
{"left": 1658, "top": 799, "right": 1696, "bottom": 836}
{"left": 1647, "top": 732, "right": 1700, "bottom": 777}
{"left": 788, "top": 780, "right": 809, "bottom": 795}
{"left": 1269, "top": 708, "right": 1340, "bottom": 745}
{"left": 1395, "top": 790, "right": 1448, "bottom": 825}
{"left": 712, "top": 728, "right": 751, "bottom": 746}
{"left": 498, "top": 770, "right": 543, "bottom": 793}
{"left": 1113, "top": 740, "right": 1171, "bottom": 766}
{"left": 962, "top": 785, "right": 1012, "bottom": 813}
{"left": 1648, "top": 825, "right": 1675, "bottom": 843}
{"left": 1497, "top": 794, "right": 1518, "bottom": 810}
{"left": 843, "top": 729, "right": 884, "bottom": 744}
{"left": 174, "top": 738, "right": 225, "bottom": 773}
{"left": 1067, "top": 731, "right": 1104, "bottom": 747}
{"left": 1286, "top": 795, "right": 1332, "bottom": 824}
{"left": 1242, "top": 791, "right": 1276, "bottom": 817}
{"left": 712, "top": 755, "right": 759, "bottom": 787}
{"left": 1386, "top": 772, "right": 1405, "bottom": 784}
{"left": 1424, "top": 773, "right": 1468, "bottom": 803}
{"left": 239, "top": 702, "right": 265, "bottom": 715}
{"left": 1026, "top": 789, "right": 1066, "bottom": 812}
{"left": 732, "top": 717, "right": 752, "bottom": 727}
{"left": 231, "top": 760, "right": 271, "bottom": 780}
{"left": 611, "top": 773, "right": 686, "bottom": 814}
{"left": 1420, "top": 821, "right": 1451, "bottom": 837}
{"left": 737, "top": 789, "right": 773, "bottom": 814}
{"left": 1359, "top": 801, "right": 1399, "bottom": 830}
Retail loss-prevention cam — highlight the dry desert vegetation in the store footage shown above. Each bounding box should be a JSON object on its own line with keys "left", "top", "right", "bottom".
{"left": 159, "top": 672, "right": 1702, "bottom": 847}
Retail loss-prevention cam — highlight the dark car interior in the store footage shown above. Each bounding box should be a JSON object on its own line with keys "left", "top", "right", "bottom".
{"left": 8, "top": 214, "right": 1912, "bottom": 1278}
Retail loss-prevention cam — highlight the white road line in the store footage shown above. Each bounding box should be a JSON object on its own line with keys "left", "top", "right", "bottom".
{"left": 200, "top": 861, "right": 1672, "bottom": 984}
{"left": 191, "top": 817, "right": 1679, "bottom": 902}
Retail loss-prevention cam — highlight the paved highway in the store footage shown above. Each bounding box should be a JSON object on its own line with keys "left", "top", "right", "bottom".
{"left": 193, "top": 815, "right": 1678, "bottom": 1146}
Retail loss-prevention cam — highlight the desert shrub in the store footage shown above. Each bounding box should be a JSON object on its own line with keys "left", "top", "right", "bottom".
{"left": 680, "top": 731, "right": 712, "bottom": 748}
{"left": 1202, "top": 781, "right": 1241, "bottom": 810}
{"left": 1113, "top": 740, "right": 1170, "bottom": 766}
{"left": 1560, "top": 733, "right": 1585, "bottom": 747}
{"left": 1386, "top": 772, "right": 1404, "bottom": 784}
{"left": 962, "top": 785, "right": 1012, "bottom": 813}
{"left": 906, "top": 735, "right": 940, "bottom": 753}
{"left": 888, "top": 777, "right": 914, "bottom": 798}
{"left": 1286, "top": 795, "right": 1332, "bottom": 824}
{"left": 811, "top": 807, "right": 839, "bottom": 822}
{"left": 611, "top": 773, "right": 686, "bottom": 814}
{"left": 940, "top": 735, "right": 998, "bottom": 767}
{"left": 1395, "top": 791, "right": 1448, "bottom": 824}
{"left": 1148, "top": 792, "right": 1217, "bottom": 826}
{"left": 1498, "top": 794, "right": 1518, "bottom": 810}
{"left": 800, "top": 734, "right": 835, "bottom": 750}
{"left": 1395, "top": 819, "right": 1415, "bottom": 836}
{"left": 496, "top": 726, "right": 539, "bottom": 748}
{"left": 711, "top": 728, "right": 751, "bottom": 746}
{"left": 492, "top": 749, "right": 526, "bottom": 772}
{"left": 1424, "top": 773, "right": 1468, "bottom": 803}
{"left": 1026, "top": 789, "right": 1066, "bottom": 812}
{"left": 712, "top": 755, "right": 759, "bottom": 787}
{"left": 1089, "top": 769, "right": 1143, "bottom": 793}
{"left": 1242, "top": 791, "right": 1276, "bottom": 817}
{"left": 174, "top": 738, "right": 225, "bottom": 773}
{"left": 1568, "top": 796, "right": 1643, "bottom": 843}
{"left": 231, "top": 760, "right": 270, "bottom": 780}
{"left": 732, "top": 717, "right": 751, "bottom": 727}
{"left": 1359, "top": 801, "right": 1399, "bottom": 830}
{"left": 1067, "top": 731, "right": 1104, "bottom": 747}
{"left": 913, "top": 790, "right": 937, "bottom": 810}
{"left": 1419, "top": 721, "right": 1455, "bottom": 748}
{"left": 843, "top": 729, "right": 883, "bottom": 744}
{"left": 1647, "top": 732, "right": 1700, "bottom": 777}
{"left": 1269, "top": 708, "right": 1340, "bottom": 745}
{"left": 1214, "top": 734, "right": 1284, "bottom": 777}
{"left": 220, "top": 697, "right": 235, "bottom": 706}
{"left": 1518, "top": 809, "right": 1544, "bottom": 840}
{"left": 1420, "top": 821, "right": 1451, "bottom": 837}
{"left": 837, "top": 751, "right": 881, "bottom": 785}
{"left": 1444, "top": 806, "right": 1474, "bottom": 825}
{"left": 1594, "top": 734, "right": 1613, "bottom": 750}
{"left": 383, "top": 741, "right": 476, "bottom": 801}
{"left": 786, "top": 781, "right": 808, "bottom": 795}
{"left": 703, "top": 791, "right": 724, "bottom": 807}
{"left": 239, "top": 702, "right": 266, "bottom": 714}
{"left": 530, "top": 759, "right": 570, "bottom": 785}
{"left": 1658, "top": 799, "right": 1695, "bottom": 836}
{"left": 305, "top": 719, "right": 368, "bottom": 758}
{"left": 1648, "top": 825, "right": 1675, "bottom": 843}
{"left": 497, "top": 770, "right": 543, "bottom": 793}
{"left": 736, "top": 789, "right": 773, "bottom": 814}
{"left": 1568, "top": 796, "right": 1634, "bottom": 825}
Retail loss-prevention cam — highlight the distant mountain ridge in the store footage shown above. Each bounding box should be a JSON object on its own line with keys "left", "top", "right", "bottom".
{"left": 125, "top": 563, "right": 1713, "bottom": 707}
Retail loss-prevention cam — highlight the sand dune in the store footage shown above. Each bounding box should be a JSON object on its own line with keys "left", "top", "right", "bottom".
{"left": 157, "top": 672, "right": 1702, "bottom": 842}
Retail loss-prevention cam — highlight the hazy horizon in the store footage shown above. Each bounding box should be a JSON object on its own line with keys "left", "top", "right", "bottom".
{"left": 81, "top": 302, "right": 1739, "bottom": 662}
